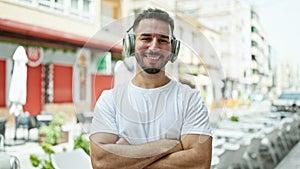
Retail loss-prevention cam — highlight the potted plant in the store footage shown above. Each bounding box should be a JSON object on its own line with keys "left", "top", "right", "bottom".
{"left": 39, "top": 112, "right": 68, "bottom": 145}
{"left": 30, "top": 133, "right": 90, "bottom": 169}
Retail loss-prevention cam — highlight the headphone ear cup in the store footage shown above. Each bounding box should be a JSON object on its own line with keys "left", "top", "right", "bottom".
{"left": 171, "top": 39, "right": 180, "bottom": 63}
{"left": 123, "top": 34, "right": 135, "bottom": 58}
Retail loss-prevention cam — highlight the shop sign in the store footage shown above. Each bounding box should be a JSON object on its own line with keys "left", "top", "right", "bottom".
{"left": 26, "top": 47, "right": 43, "bottom": 67}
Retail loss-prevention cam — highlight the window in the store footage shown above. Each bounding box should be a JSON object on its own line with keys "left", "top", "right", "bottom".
{"left": 13, "top": 0, "right": 93, "bottom": 20}
{"left": 70, "top": 0, "right": 92, "bottom": 19}
{"left": 101, "top": 0, "right": 121, "bottom": 25}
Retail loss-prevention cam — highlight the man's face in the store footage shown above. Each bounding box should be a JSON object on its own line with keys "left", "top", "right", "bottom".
{"left": 134, "top": 19, "right": 172, "bottom": 74}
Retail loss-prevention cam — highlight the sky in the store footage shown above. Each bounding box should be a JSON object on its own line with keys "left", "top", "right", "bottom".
{"left": 249, "top": 0, "right": 300, "bottom": 66}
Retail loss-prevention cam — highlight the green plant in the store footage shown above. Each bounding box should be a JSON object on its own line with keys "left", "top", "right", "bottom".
{"left": 230, "top": 116, "right": 239, "bottom": 122}
{"left": 29, "top": 143, "right": 55, "bottom": 169}
{"left": 39, "top": 112, "right": 65, "bottom": 145}
{"left": 73, "top": 133, "right": 90, "bottom": 155}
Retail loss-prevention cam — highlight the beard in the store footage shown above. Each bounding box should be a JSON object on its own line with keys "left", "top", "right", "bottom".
{"left": 143, "top": 68, "right": 161, "bottom": 74}
{"left": 135, "top": 51, "right": 170, "bottom": 74}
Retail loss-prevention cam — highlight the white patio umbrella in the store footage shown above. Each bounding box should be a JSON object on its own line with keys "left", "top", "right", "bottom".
{"left": 8, "top": 46, "right": 28, "bottom": 116}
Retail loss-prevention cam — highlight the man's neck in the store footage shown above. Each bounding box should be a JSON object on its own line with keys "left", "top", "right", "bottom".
{"left": 132, "top": 70, "right": 170, "bottom": 89}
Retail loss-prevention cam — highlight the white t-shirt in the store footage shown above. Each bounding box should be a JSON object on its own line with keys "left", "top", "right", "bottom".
{"left": 90, "top": 79, "right": 212, "bottom": 144}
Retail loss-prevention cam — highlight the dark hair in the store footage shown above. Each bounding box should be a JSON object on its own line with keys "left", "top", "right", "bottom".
{"left": 132, "top": 8, "right": 174, "bottom": 35}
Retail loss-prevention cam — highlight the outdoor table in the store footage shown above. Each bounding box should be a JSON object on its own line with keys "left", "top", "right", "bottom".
{"left": 213, "top": 129, "right": 245, "bottom": 141}
{"left": 217, "top": 120, "right": 264, "bottom": 133}
{"left": 212, "top": 147, "right": 225, "bottom": 156}
{"left": 212, "top": 137, "right": 226, "bottom": 148}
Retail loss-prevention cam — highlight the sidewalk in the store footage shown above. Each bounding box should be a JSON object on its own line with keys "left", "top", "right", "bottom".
{"left": 275, "top": 141, "right": 300, "bottom": 169}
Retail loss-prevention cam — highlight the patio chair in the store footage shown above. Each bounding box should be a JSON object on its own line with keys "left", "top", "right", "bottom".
{"left": 259, "top": 127, "right": 281, "bottom": 165}
{"left": 243, "top": 137, "right": 264, "bottom": 169}
{"left": 0, "top": 152, "right": 20, "bottom": 169}
{"left": 290, "top": 117, "right": 300, "bottom": 143}
{"left": 214, "top": 143, "right": 242, "bottom": 169}
{"left": 279, "top": 119, "right": 293, "bottom": 151}
{"left": 51, "top": 148, "right": 92, "bottom": 169}
{"left": 14, "top": 111, "right": 29, "bottom": 140}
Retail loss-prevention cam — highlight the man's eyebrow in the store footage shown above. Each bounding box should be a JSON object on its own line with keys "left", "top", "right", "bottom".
{"left": 139, "top": 33, "right": 152, "bottom": 36}
{"left": 160, "top": 34, "right": 170, "bottom": 39}
{"left": 138, "top": 33, "right": 170, "bottom": 38}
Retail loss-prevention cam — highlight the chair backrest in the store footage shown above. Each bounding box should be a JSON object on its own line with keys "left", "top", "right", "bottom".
{"left": 51, "top": 148, "right": 92, "bottom": 169}
{"left": 215, "top": 143, "right": 240, "bottom": 169}
{"left": 215, "top": 148, "right": 237, "bottom": 169}
{"left": 263, "top": 127, "right": 279, "bottom": 144}
{"left": 28, "top": 116, "right": 38, "bottom": 129}
{"left": 0, "top": 153, "right": 20, "bottom": 169}
{"left": 16, "top": 112, "right": 29, "bottom": 128}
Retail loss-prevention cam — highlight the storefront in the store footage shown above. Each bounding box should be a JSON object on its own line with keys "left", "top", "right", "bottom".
{"left": 0, "top": 19, "right": 122, "bottom": 116}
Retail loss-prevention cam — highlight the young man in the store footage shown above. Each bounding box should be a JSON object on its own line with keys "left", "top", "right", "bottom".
{"left": 90, "top": 8, "right": 212, "bottom": 169}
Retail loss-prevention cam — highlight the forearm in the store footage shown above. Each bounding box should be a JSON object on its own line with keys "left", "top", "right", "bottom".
{"left": 144, "top": 148, "right": 210, "bottom": 169}
{"left": 145, "top": 136, "right": 212, "bottom": 169}
{"left": 90, "top": 139, "right": 182, "bottom": 169}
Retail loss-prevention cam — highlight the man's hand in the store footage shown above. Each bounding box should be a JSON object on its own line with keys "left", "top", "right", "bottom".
{"left": 145, "top": 134, "right": 212, "bottom": 169}
{"left": 116, "top": 137, "right": 130, "bottom": 145}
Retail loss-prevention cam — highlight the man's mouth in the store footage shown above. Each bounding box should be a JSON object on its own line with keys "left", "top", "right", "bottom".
{"left": 146, "top": 55, "right": 160, "bottom": 60}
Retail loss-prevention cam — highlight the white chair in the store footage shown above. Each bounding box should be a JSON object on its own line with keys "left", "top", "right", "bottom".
{"left": 0, "top": 153, "right": 20, "bottom": 169}
{"left": 51, "top": 148, "right": 92, "bottom": 169}
{"left": 214, "top": 143, "right": 243, "bottom": 169}
{"left": 243, "top": 137, "right": 264, "bottom": 169}
{"left": 278, "top": 119, "right": 293, "bottom": 151}
{"left": 259, "top": 127, "right": 280, "bottom": 165}
{"left": 290, "top": 117, "right": 300, "bottom": 143}
{"left": 231, "top": 144, "right": 248, "bottom": 169}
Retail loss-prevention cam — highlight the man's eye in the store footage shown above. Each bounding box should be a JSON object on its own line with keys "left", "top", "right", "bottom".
{"left": 141, "top": 38, "right": 152, "bottom": 42}
{"left": 159, "top": 39, "right": 170, "bottom": 44}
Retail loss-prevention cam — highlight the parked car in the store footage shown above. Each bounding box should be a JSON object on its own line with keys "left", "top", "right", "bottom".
{"left": 271, "top": 91, "right": 300, "bottom": 112}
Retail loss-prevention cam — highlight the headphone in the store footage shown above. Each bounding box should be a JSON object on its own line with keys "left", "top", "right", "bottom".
{"left": 122, "top": 26, "right": 181, "bottom": 63}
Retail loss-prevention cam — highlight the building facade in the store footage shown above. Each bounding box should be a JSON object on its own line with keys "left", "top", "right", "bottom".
{"left": 0, "top": 0, "right": 122, "bottom": 116}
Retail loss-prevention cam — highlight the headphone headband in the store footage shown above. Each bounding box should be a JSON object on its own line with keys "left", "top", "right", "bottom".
{"left": 122, "top": 26, "right": 180, "bottom": 63}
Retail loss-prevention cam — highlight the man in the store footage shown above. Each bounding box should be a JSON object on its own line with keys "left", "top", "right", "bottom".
{"left": 90, "top": 8, "right": 212, "bottom": 169}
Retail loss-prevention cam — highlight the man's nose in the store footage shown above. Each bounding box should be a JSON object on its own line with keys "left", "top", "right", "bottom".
{"left": 148, "top": 38, "right": 159, "bottom": 50}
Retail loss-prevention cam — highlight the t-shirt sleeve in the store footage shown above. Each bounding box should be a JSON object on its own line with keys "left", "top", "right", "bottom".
{"left": 181, "top": 90, "right": 212, "bottom": 136}
{"left": 89, "top": 90, "right": 118, "bottom": 136}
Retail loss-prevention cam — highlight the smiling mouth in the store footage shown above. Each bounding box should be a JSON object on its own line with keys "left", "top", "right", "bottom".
{"left": 146, "top": 55, "right": 160, "bottom": 60}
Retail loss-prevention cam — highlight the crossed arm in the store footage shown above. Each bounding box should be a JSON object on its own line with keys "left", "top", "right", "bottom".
{"left": 90, "top": 133, "right": 212, "bottom": 169}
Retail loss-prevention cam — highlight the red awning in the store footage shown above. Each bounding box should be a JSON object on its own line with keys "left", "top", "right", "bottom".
{"left": 0, "top": 18, "right": 122, "bottom": 52}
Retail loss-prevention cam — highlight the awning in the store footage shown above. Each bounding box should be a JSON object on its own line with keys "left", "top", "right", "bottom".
{"left": 0, "top": 19, "right": 122, "bottom": 52}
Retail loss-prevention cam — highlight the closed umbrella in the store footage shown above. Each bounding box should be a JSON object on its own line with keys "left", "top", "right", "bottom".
{"left": 6, "top": 46, "right": 29, "bottom": 144}
{"left": 8, "top": 46, "right": 28, "bottom": 116}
